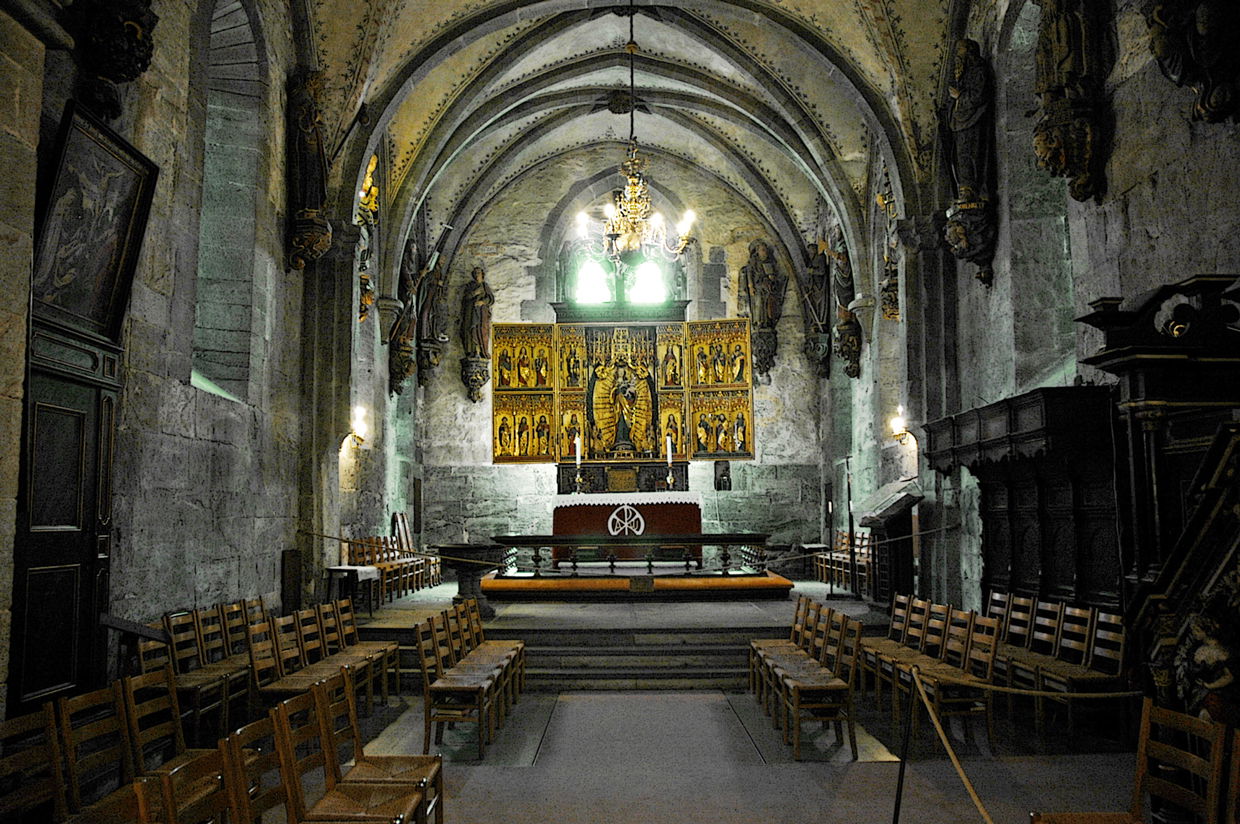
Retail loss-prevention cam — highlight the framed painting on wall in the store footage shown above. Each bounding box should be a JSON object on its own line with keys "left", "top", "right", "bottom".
{"left": 32, "top": 100, "right": 159, "bottom": 341}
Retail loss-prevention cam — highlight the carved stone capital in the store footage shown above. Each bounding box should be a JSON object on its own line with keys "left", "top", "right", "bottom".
{"left": 460, "top": 357, "right": 490, "bottom": 403}
{"left": 803, "top": 332, "right": 832, "bottom": 378}
{"left": 376, "top": 297, "right": 403, "bottom": 340}
{"left": 417, "top": 339, "right": 444, "bottom": 387}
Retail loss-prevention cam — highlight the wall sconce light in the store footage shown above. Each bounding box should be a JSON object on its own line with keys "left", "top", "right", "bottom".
{"left": 349, "top": 405, "right": 369, "bottom": 448}
{"left": 890, "top": 404, "right": 917, "bottom": 448}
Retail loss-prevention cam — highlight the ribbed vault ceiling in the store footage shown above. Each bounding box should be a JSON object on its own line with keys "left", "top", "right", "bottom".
{"left": 310, "top": 0, "right": 952, "bottom": 263}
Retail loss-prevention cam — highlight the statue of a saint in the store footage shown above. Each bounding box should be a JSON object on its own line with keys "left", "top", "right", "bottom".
{"left": 517, "top": 416, "right": 530, "bottom": 456}
{"left": 1034, "top": 0, "right": 1092, "bottom": 104}
{"left": 516, "top": 347, "right": 532, "bottom": 387}
{"left": 947, "top": 39, "right": 993, "bottom": 202}
{"left": 740, "top": 240, "right": 788, "bottom": 329}
{"left": 696, "top": 414, "right": 711, "bottom": 453}
{"left": 417, "top": 264, "right": 449, "bottom": 343}
{"left": 459, "top": 265, "right": 494, "bottom": 358}
{"left": 497, "top": 416, "right": 512, "bottom": 456}
{"left": 534, "top": 349, "right": 549, "bottom": 387}
{"left": 711, "top": 344, "right": 727, "bottom": 383}
{"left": 734, "top": 413, "right": 747, "bottom": 453}
{"left": 731, "top": 345, "right": 747, "bottom": 383}
{"left": 665, "top": 413, "right": 680, "bottom": 453}
{"left": 535, "top": 415, "right": 551, "bottom": 456}
{"left": 661, "top": 346, "right": 680, "bottom": 387}
{"left": 498, "top": 349, "right": 512, "bottom": 387}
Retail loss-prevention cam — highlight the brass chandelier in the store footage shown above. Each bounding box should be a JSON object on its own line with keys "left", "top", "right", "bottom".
{"left": 576, "top": 1, "right": 694, "bottom": 270}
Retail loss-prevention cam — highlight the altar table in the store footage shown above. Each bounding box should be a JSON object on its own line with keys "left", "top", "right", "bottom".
{"left": 551, "top": 492, "right": 702, "bottom": 564}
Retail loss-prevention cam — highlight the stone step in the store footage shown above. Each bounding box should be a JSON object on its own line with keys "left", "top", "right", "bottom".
{"left": 485, "top": 627, "right": 779, "bottom": 648}
{"left": 524, "top": 645, "right": 747, "bottom": 670}
{"left": 524, "top": 666, "right": 748, "bottom": 692}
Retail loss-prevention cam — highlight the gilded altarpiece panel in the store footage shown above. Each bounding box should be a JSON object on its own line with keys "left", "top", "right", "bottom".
{"left": 688, "top": 320, "right": 751, "bottom": 389}
{"left": 491, "top": 319, "right": 752, "bottom": 464}
{"left": 493, "top": 324, "right": 555, "bottom": 391}
{"left": 493, "top": 392, "right": 555, "bottom": 462}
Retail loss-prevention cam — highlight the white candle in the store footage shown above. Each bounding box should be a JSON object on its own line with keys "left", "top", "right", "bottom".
{"left": 666, "top": 434, "right": 673, "bottom": 465}
{"left": 575, "top": 434, "right": 582, "bottom": 467}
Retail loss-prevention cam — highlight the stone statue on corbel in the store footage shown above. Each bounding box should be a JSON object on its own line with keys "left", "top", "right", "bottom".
{"left": 388, "top": 237, "right": 424, "bottom": 395}
{"left": 826, "top": 225, "right": 862, "bottom": 379}
{"left": 416, "top": 261, "right": 450, "bottom": 388}
{"left": 799, "top": 240, "right": 832, "bottom": 378}
{"left": 1147, "top": 1, "right": 1240, "bottom": 123}
{"left": 67, "top": 0, "right": 159, "bottom": 121}
{"left": 739, "top": 240, "right": 787, "bottom": 381}
{"left": 943, "top": 38, "right": 997, "bottom": 285}
{"left": 1032, "top": 0, "right": 1109, "bottom": 201}
{"left": 355, "top": 155, "right": 380, "bottom": 322}
{"left": 287, "top": 69, "right": 333, "bottom": 270}
{"left": 459, "top": 265, "right": 494, "bottom": 403}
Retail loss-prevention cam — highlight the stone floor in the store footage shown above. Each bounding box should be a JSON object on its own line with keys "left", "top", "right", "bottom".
{"left": 352, "top": 583, "right": 1137, "bottom": 823}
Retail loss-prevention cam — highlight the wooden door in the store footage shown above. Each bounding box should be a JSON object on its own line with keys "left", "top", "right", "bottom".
{"left": 10, "top": 347, "right": 116, "bottom": 710}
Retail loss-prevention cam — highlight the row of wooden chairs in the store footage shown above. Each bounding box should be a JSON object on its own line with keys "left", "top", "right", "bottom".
{"left": 348, "top": 536, "right": 439, "bottom": 605}
{"left": 812, "top": 530, "right": 873, "bottom": 594}
{"left": 1, "top": 665, "right": 441, "bottom": 824}
{"left": 860, "top": 597, "right": 1001, "bottom": 743}
{"left": 412, "top": 599, "right": 526, "bottom": 760}
{"left": 246, "top": 599, "right": 401, "bottom": 717}
{"left": 986, "top": 591, "right": 1127, "bottom": 734}
{"left": 134, "top": 597, "right": 267, "bottom": 745}
{"left": 747, "top": 596, "right": 864, "bottom": 760}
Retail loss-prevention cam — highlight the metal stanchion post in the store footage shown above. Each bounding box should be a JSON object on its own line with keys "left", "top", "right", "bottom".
{"left": 892, "top": 665, "right": 918, "bottom": 824}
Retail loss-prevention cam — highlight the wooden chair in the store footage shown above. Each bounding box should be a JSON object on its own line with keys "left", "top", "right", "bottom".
{"left": 754, "top": 599, "right": 822, "bottom": 710}
{"left": 247, "top": 617, "right": 323, "bottom": 705}
{"left": 893, "top": 607, "right": 973, "bottom": 725}
{"left": 0, "top": 703, "right": 68, "bottom": 822}
{"left": 1039, "top": 609, "right": 1128, "bottom": 733}
{"left": 859, "top": 593, "right": 912, "bottom": 702}
{"left": 446, "top": 603, "right": 516, "bottom": 721}
{"left": 779, "top": 615, "right": 863, "bottom": 760}
{"left": 1030, "top": 698, "right": 1228, "bottom": 824}
{"left": 191, "top": 605, "right": 251, "bottom": 726}
{"left": 992, "top": 594, "right": 1034, "bottom": 712}
{"left": 414, "top": 618, "right": 494, "bottom": 758}
{"left": 165, "top": 609, "right": 248, "bottom": 735}
{"left": 314, "top": 673, "right": 444, "bottom": 824}
{"left": 1009, "top": 600, "right": 1070, "bottom": 732}
{"left": 436, "top": 610, "right": 510, "bottom": 727}
{"left": 151, "top": 749, "right": 232, "bottom": 824}
{"left": 297, "top": 606, "right": 376, "bottom": 715}
{"left": 63, "top": 778, "right": 156, "bottom": 824}
{"left": 918, "top": 614, "right": 1000, "bottom": 745}
{"left": 57, "top": 682, "right": 135, "bottom": 814}
{"left": 122, "top": 665, "right": 215, "bottom": 776}
{"left": 337, "top": 597, "right": 399, "bottom": 701}
{"left": 748, "top": 595, "right": 809, "bottom": 693}
{"left": 985, "top": 590, "right": 1010, "bottom": 628}
{"left": 273, "top": 691, "right": 427, "bottom": 823}
{"left": 136, "top": 619, "right": 227, "bottom": 747}
{"left": 464, "top": 597, "right": 526, "bottom": 694}
{"left": 763, "top": 607, "right": 837, "bottom": 722}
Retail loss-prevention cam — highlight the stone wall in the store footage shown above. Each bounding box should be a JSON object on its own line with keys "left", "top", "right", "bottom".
{"left": 90, "top": 0, "right": 299, "bottom": 621}
{"left": 0, "top": 7, "right": 49, "bottom": 717}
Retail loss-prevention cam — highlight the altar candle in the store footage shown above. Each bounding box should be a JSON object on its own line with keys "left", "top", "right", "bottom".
{"left": 666, "top": 434, "right": 673, "bottom": 464}
{"left": 575, "top": 434, "right": 582, "bottom": 467}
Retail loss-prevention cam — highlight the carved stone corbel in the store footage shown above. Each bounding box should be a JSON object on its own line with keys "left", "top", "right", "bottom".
{"left": 1032, "top": 0, "right": 1109, "bottom": 201}
{"left": 945, "top": 200, "right": 997, "bottom": 285}
{"left": 287, "top": 69, "right": 332, "bottom": 270}
{"left": 460, "top": 357, "right": 490, "bottom": 403}
{"left": 1147, "top": 1, "right": 1240, "bottom": 123}
{"left": 67, "top": 0, "right": 159, "bottom": 121}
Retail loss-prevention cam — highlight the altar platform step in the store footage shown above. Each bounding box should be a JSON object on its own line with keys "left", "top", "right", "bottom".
{"left": 504, "top": 627, "right": 756, "bottom": 691}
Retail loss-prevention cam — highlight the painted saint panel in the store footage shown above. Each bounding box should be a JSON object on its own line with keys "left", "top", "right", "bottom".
{"left": 493, "top": 393, "right": 555, "bottom": 463}
{"left": 493, "top": 324, "right": 554, "bottom": 391}
{"left": 689, "top": 389, "right": 754, "bottom": 460}
{"left": 687, "top": 320, "right": 751, "bottom": 388}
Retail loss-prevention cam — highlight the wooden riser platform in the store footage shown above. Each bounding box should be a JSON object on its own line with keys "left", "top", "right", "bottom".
{"left": 479, "top": 569, "right": 794, "bottom": 601}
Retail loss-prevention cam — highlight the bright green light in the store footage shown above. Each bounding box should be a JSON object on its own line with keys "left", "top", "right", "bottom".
{"left": 575, "top": 258, "right": 611, "bottom": 304}
{"left": 629, "top": 260, "right": 667, "bottom": 304}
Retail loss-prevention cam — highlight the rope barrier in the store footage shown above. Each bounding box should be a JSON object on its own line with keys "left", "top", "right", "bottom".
{"left": 909, "top": 667, "right": 996, "bottom": 824}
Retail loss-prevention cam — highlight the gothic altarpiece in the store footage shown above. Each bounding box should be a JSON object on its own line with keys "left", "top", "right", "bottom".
{"left": 491, "top": 320, "right": 755, "bottom": 466}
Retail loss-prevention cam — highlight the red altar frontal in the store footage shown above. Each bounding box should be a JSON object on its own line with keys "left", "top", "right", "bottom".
{"left": 551, "top": 492, "right": 702, "bottom": 564}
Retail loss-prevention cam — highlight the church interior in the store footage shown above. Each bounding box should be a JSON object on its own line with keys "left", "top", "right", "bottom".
{"left": 2, "top": 0, "right": 1239, "bottom": 820}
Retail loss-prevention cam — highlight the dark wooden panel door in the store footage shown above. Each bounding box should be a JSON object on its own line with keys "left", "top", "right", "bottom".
{"left": 10, "top": 368, "right": 113, "bottom": 709}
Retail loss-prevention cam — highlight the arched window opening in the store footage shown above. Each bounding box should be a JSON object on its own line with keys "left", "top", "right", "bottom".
{"left": 192, "top": 0, "right": 264, "bottom": 402}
